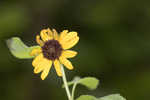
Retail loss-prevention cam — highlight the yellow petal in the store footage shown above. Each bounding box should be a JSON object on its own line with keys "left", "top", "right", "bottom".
{"left": 34, "top": 66, "right": 44, "bottom": 74}
{"left": 36, "top": 35, "right": 44, "bottom": 46}
{"left": 61, "top": 50, "right": 77, "bottom": 58}
{"left": 52, "top": 29, "right": 59, "bottom": 40}
{"left": 30, "top": 48, "right": 42, "bottom": 56}
{"left": 60, "top": 31, "right": 77, "bottom": 43}
{"left": 32, "top": 54, "right": 52, "bottom": 77}
{"left": 59, "top": 56, "right": 74, "bottom": 70}
{"left": 41, "top": 60, "right": 52, "bottom": 80}
{"left": 47, "top": 28, "right": 53, "bottom": 39}
{"left": 59, "top": 30, "right": 68, "bottom": 42}
{"left": 61, "top": 36, "right": 79, "bottom": 50}
{"left": 54, "top": 60, "right": 62, "bottom": 76}
{"left": 40, "top": 29, "right": 51, "bottom": 41}
{"left": 32, "top": 54, "right": 51, "bottom": 69}
{"left": 32, "top": 53, "right": 43, "bottom": 67}
{"left": 32, "top": 53, "right": 52, "bottom": 80}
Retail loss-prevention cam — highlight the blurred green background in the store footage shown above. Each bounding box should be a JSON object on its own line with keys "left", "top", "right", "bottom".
{"left": 1, "top": 0, "right": 150, "bottom": 100}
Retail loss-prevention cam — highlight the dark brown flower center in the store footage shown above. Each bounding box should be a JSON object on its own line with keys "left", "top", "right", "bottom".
{"left": 42, "top": 40, "right": 63, "bottom": 60}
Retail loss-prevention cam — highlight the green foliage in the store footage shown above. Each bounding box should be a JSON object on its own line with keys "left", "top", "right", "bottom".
{"left": 79, "top": 77, "right": 99, "bottom": 90}
{"left": 76, "top": 94, "right": 126, "bottom": 100}
{"left": 76, "top": 95, "right": 97, "bottom": 100}
{"left": 63, "top": 76, "right": 126, "bottom": 100}
{"left": 98, "top": 94, "right": 126, "bottom": 100}
{"left": 6, "top": 37, "right": 40, "bottom": 59}
{"left": 63, "top": 77, "right": 99, "bottom": 90}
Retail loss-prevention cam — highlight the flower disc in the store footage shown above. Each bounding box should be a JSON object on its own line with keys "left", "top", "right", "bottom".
{"left": 42, "top": 40, "right": 62, "bottom": 60}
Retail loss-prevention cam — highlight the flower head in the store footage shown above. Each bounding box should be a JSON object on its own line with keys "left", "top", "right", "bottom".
{"left": 30, "top": 28, "right": 79, "bottom": 80}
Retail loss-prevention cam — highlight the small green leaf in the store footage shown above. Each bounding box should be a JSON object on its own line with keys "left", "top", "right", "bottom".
{"left": 62, "top": 77, "right": 99, "bottom": 90}
{"left": 78, "top": 77, "right": 99, "bottom": 90}
{"left": 98, "top": 94, "right": 126, "bottom": 100}
{"left": 76, "top": 95, "right": 97, "bottom": 100}
{"left": 6, "top": 37, "right": 40, "bottom": 59}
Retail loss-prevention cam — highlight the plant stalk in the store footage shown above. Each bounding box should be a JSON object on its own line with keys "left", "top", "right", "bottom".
{"left": 61, "top": 64, "right": 72, "bottom": 100}
{"left": 71, "top": 82, "right": 78, "bottom": 100}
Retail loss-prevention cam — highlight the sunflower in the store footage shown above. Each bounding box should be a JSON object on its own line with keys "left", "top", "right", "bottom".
{"left": 30, "top": 28, "right": 79, "bottom": 80}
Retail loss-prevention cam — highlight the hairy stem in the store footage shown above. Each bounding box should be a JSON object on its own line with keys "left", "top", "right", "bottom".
{"left": 71, "top": 82, "right": 78, "bottom": 100}
{"left": 61, "top": 64, "right": 72, "bottom": 100}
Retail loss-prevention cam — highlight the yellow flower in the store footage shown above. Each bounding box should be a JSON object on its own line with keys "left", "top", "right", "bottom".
{"left": 30, "top": 28, "right": 79, "bottom": 80}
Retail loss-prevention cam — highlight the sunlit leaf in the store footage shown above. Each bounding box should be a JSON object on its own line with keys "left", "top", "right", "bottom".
{"left": 98, "top": 94, "right": 126, "bottom": 100}
{"left": 6, "top": 37, "right": 40, "bottom": 59}
{"left": 78, "top": 77, "right": 99, "bottom": 90}
{"left": 76, "top": 95, "right": 97, "bottom": 100}
{"left": 62, "top": 77, "right": 99, "bottom": 90}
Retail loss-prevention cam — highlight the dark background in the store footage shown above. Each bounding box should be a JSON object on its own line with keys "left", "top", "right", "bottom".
{"left": 0, "top": 0, "right": 150, "bottom": 100}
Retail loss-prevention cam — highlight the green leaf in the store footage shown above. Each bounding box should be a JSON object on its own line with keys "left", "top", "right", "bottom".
{"left": 62, "top": 77, "right": 99, "bottom": 90}
{"left": 76, "top": 95, "right": 97, "bottom": 100}
{"left": 6, "top": 37, "right": 40, "bottom": 59}
{"left": 78, "top": 77, "right": 99, "bottom": 90}
{"left": 98, "top": 94, "right": 126, "bottom": 100}
{"left": 76, "top": 94, "right": 126, "bottom": 100}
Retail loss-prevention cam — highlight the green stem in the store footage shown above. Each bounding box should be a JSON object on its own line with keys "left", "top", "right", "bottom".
{"left": 61, "top": 64, "right": 72, "bottom": 100}
{"left": 71, "top": 82, "right": 78, "bottom": 100}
